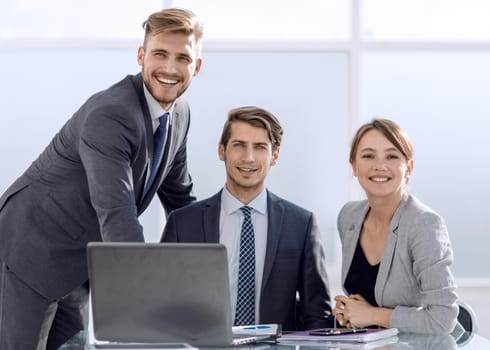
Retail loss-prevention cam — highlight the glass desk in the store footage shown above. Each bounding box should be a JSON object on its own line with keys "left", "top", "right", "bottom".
{"left": 59, "top": 330, "right": 490, "bottom": 349}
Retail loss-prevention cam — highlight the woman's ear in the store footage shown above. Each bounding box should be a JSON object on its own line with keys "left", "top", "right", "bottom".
{"left": 351, "top": 162, "right": 357, "bottom": 177}
{"left": 406, "top": 159, "right": 414, "bottom": 178}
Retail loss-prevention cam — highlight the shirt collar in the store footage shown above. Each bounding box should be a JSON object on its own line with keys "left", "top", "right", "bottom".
{"left": 143, "top": 82, "right": 175, "bottom": 121}
{"left": 221, "top": 187, "right": 267, "bottom": 215}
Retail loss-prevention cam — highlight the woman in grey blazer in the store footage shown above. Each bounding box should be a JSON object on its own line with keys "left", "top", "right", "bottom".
{"left": 333, "top": 118, "right": 458, "bottom": 334}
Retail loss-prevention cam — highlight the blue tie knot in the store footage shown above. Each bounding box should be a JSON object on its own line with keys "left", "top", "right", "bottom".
{"left": 158, "top": 112, "right": 169, "bottom": 128}
{"left": 240, "top": 206, "right": 253, "bottom": 218}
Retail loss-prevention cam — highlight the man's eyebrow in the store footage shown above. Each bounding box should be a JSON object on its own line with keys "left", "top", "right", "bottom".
{"left": 230, "top": 139, "right": 270, "bottom": 146}
{"left": 230, "top": 139, "right": 245, "bottom": 143}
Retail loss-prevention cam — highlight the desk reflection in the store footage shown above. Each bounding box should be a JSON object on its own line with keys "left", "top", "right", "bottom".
{"left": 393, "top": 333, "right": 456, "bottom": 349}
{"left": 58, "top": 331, "right": 488, "bottom": 350}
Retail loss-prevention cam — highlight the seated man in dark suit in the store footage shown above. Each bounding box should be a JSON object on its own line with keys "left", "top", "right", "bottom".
{"left": 161, "top": 106, "right": 334, "bottom": 330}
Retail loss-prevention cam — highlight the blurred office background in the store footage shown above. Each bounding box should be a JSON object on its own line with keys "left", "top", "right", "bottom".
{"left": 1, "top": 0, "right": 489, "bottom": 336}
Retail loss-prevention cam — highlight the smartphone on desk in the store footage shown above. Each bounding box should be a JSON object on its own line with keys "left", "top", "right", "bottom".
{"left": 309, "top": 328, "right": 368, "bottom": 336}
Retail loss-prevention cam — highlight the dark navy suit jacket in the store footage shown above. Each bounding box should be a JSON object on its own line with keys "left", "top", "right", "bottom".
{"left": 0, "top": 73, "right": 195, "bottom": 300}
{"left": 161, "top": 190, "right": 333, "bottom": 331}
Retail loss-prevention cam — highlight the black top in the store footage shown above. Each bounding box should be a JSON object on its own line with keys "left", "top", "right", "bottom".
{"left": 344, "top": 240, "right": 380, "bottom": 306}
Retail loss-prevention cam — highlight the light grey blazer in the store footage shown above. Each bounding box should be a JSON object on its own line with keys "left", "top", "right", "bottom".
{"left": 337, "top": 193, "right": 458, "bottom": 334}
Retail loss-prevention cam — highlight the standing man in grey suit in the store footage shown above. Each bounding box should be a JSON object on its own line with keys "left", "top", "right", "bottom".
{"left": 161, "top": 106, "right": 333, "bottom": 330}
{"left": 0, "top": 8, "right": 202, "bottom": 350}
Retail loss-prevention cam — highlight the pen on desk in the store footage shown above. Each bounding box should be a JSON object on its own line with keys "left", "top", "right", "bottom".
{"left": 242, "top": 325, "right": 271, "bottom": 330}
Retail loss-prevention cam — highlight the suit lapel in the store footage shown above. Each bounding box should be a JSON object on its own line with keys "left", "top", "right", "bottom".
{"left": 143, "top": 109, "right": 154, "bottom": 191}
{"left": 374, "top": 194, "right": 408, "bottom": 305}
{"left": 130, "top": 74, "right": 154, "bottom": 211}
{"left": 203, "top": 192, "right": 221, "bottom": 243}
{"left": 262, "top": 191, "right": 284, "bottom": 289}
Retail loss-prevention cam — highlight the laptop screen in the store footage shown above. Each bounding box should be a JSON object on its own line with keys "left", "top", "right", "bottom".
{"left": 87, "top": 242, "right": 235, "bottom": 346}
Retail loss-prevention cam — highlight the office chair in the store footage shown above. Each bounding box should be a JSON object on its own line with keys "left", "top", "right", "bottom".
{"left": 457, "top": 300, "right": 477, "bottom": 333}
{"left": 454, "top": 300, "right": 477, "bottom": 346}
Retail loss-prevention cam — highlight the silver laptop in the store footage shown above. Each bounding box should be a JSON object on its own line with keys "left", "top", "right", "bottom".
{"left": 87, "top": 242, "right": 269, "bottom": 347}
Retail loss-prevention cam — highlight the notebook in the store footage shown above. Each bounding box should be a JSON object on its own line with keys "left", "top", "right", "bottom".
{"left": 87, "top": 242, "right": 277, "bottom": 347}
{"left": 278, "top": 336, "right": 399, "bottom": 350}
{"left": 279, "top": 327, "right": 399, "bottom": 343}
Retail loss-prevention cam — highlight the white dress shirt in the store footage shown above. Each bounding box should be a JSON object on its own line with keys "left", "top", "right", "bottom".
{"left": 219, "top": 187, "right": 268, "bottom": 324}
{"left": 143, "top": 83, "right": 174, "bottom": 132}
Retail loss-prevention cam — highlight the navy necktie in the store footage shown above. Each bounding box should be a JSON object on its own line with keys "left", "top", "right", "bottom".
{"left": 144, "top": 112, "right": 169, "bottom": 196}
{"left": 234, "top": 206, "right": 256, "bottom": 326}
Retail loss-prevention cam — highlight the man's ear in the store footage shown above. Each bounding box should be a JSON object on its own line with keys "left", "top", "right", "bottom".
{"left": 193, "top": 57, "right": 202, "bottom": 76}
{"left": 137, "top": 46, "right": 144, "bottom": 66}
{"left": 218, "top": 143, "right": 225, "bottom": 161}
{"left": 270, "top": 147, "right": 280, "bottom": 166}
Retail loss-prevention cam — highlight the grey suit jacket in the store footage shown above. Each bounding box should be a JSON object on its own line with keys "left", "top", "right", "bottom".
{"left": 0, "top": 73, "right": 195, "bottom": 299}
{"left": 337, "top": 193, "right": 458, "bottom": 334}
{"left": 161, "top": 190, "right": 333, "bottom": 331}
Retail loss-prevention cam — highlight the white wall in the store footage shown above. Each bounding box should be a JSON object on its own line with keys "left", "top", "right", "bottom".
{"left": 361, "top": 51, "right": 490, "bottom": 279}
{"left": 0, "top": 49, "right": 351, "bottom": 259}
